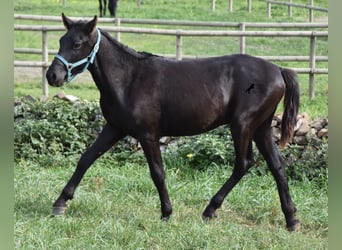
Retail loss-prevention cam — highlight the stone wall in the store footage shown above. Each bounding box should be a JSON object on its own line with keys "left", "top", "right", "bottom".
{"left": 271, "top": 113, "right": 328, "bottom": 147}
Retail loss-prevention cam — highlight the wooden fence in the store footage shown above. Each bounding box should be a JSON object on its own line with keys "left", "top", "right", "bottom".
{"left": 14, "top": 14, "right": 328, "bottom": 99}
{"left": 266, "top": 0, "right": 328, "bottom": 22}
{"left": 211, "top": 0, "right": 252, "bottom": 12}
{"left": 209, "top": 0, "right": 327, "bottom": 19}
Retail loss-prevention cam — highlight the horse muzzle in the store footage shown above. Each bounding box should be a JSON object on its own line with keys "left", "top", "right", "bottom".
{"left": 46, "top": 60, "right": 67, "bottom": 87}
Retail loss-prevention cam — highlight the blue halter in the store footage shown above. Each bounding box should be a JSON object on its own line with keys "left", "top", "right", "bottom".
{"left": 54, "top": 28, "right": 102, "bottom": 82}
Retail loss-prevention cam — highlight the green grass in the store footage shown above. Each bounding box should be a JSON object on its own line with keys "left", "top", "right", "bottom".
{"left": 15, "top": 153, "right": 328, "bottom": 249}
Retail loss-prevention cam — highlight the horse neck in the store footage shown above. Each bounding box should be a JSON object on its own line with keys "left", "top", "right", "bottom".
{"left": 88, "top": 33, "right": 138, "bottom": 101}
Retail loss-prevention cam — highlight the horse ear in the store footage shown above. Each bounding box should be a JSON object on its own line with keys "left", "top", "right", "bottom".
{"left": 62, "top": 13, "right": 73, "bottom": 30}
{"left": 86, "top": 15, "right": 98, "bottom": 35}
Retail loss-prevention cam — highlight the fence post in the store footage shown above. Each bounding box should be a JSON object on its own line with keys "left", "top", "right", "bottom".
{"left": 228, "top": 0, "right": 233, "bottom": 12}
{"left": 176, "top": 33, "right": 182, "bottom": 60}
{"left": 115, "top": 18, "right": 121, "bottom": 42}
{"left": 211, "top": 0, "right": 216, "bottom": 12}
{"left": 137, "top": 0, "right": 142, "bottom": 8}
{"left": 309, "top": 33, "right": 316, "bottom": 100}
{"left": 42, "top": 29, "right": 49, "bottom": 99}
{"left": 239, "top": 22, "right": 246, "bottom": 54}
{"left": 247, "top": 0, "right": 251, "bottom": 13}
{"left": 267, "top": 2, "right": 271, "bottom": 18}
{"left": 288, "top": 0, "right": 292, "bottom": 17}
{"left": 309, "top": 0, "right": 314, "bottom": 22}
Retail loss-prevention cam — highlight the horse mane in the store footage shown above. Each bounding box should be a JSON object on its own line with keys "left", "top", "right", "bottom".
{"left": 100, "top": 29, "right": 160, "bottom": 60}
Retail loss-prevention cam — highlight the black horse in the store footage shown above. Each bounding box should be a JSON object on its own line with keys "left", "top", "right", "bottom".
{"left": 46, "top": 14, "right": 300, "bottom": 231}
{"left": 99, "top": 0, "right": 118, "bottom": 17}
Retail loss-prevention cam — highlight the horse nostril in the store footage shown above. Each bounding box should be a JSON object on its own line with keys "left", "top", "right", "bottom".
{"left": 46, "top": 70, "right": 56, "bottom": 84}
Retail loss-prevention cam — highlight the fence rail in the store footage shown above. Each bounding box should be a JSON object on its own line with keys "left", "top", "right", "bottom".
{"left": 14, "top": 14, "right": 329, "bottom": 28}
{"left": 14, "top": 15, "right": 328, "bottom": 99}
{"left": 266, "top": 0, "right": 328, "bottom": 22}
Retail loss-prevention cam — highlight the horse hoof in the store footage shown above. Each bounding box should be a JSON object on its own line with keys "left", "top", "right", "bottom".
{"left": 287, "top": 220, "right": 301, "bottom": 232}
{"left": 52, "top": 206, "right": 67, "bottom": 216}
{"left": 161, "top": 215, "right": 170, "bottom": 222}
{"left": 202, "top": 212, "right": 218, "bottom": 222}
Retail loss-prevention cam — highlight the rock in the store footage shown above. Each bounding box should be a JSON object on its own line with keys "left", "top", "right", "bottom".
{"left": 310, "top": 137, "right": 323, "bottom": 146}
{"left": 272, "top": 127, "right": 281, "bottom": 141}
{"left": 160, "top": 137, "right": 172, "bottom": 144}
{"left": 294, "top": 113, "right": 309, "bottom": 132}
{"left": 317, "top": 128, "right": 328, "bottom": 138}
{"left": 54, "top": 91, "right": 79, "bottom": 103}
{"left": 25, "top": 94, "right": 36, "bottom": 102}
{"left": 273, "top": 114, "right": 282, "bottom": 123}
{"left": 305, "top": 128, "right": 316, "bottom": 142}
{"left": 293, "top": 135, "right": 307, "bottom": 145}
{"left": 311, "top": 119, "right": 323, "bottom": 130}
{"left": 321, "top": 118, "right": 328, "bottom": 128}
{"left": 295, "top": 121, "right": 310, "bottom": 136}
{"left": 271, "top": 119, "right": 278, "bottom": 127}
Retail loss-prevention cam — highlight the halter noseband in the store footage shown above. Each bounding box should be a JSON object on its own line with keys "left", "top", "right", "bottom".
{"left": 54, "top": 28, "right": 102, "bottom": 82}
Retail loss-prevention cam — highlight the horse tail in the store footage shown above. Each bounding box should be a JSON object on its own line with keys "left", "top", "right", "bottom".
{"left": 279, "top": 68, "right": 300, "bottom": 148}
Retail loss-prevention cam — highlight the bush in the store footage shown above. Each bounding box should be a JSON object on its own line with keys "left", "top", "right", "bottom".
{"left": 165, "top": 126, "right": 235, "bottom": 170}
{"left": 281, "top": 142, "right": 328, "bottom": 182}
{"left": 165, "top": 126, "right": 328, "bottom": 181}
{"left": 14, "top": 98, "right": 104, "bottom": 161}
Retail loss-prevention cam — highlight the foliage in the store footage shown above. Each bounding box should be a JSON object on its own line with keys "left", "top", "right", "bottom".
{"left": 166, "top": 127, "right": 328, "bottom": 182}
{"left": 14, "top": 98, "right": 104, "bottom": 161}
{"left": 282, "top": 142, "right": 328, "bottom": 182}
{"left": 165, "top": 126, "right": 234, "bottom": 170}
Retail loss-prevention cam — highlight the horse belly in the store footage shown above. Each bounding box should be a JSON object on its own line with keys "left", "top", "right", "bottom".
{"left": 160, "top": 96, "right": 228, "bottom": 136}
{"left": 159, "top": 66, "right": 233, "bottom": 136}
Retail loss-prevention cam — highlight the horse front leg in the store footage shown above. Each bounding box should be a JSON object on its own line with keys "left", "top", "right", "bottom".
{"left": 140, "top": 138, "right": 172, "bottom": 220}
{"left": 52, "top": 124, "right": 125, "bottom": 215}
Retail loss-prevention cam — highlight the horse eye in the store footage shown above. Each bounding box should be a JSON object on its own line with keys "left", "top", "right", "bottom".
{"left": 73, "top": 41, "right": 82, "bottom": 50}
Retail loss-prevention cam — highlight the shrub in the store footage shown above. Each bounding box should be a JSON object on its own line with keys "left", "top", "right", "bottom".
{"left": 165, "top": 126, "right": 235, "bottom": 170}
{"left": 14, "top": 98, "right": 104, "bottom": 162}
{"left": 165, "top": 127, "right": 328, "bottom": 181}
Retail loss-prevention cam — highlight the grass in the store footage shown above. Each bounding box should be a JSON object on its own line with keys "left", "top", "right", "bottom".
{"left": 15, "top": 153, "right": 328, "bottom": 249}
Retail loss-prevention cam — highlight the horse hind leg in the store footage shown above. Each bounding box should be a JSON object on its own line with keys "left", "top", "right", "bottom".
{"left": 253, "top": 122, "right": 300, "bottom": 231}
{"left": 202, "top": 123, "right": 254, "bottom": 219}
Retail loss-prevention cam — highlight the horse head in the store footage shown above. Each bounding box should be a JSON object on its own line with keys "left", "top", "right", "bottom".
{"left": 46, "top": 13, "right": 99, "bottom": 86}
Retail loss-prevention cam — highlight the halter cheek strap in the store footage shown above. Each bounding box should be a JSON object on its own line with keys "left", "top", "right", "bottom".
{"left": 54, "top": 28, "right": 102, "bottom": 82}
